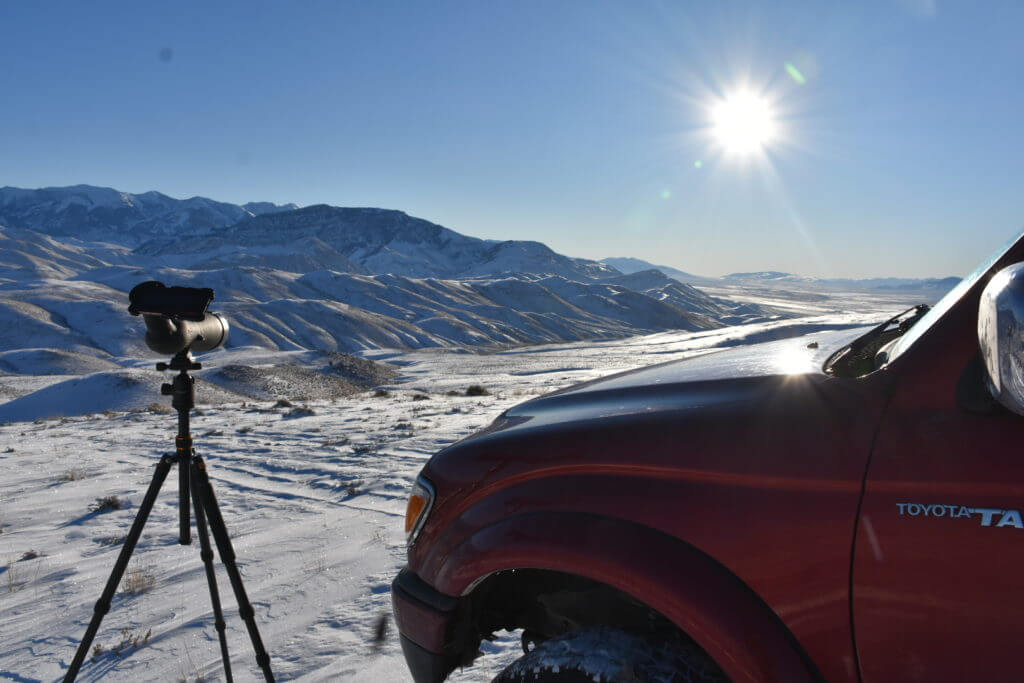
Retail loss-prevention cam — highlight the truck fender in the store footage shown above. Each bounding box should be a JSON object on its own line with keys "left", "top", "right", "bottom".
{"left": 430, "top": 511, "right": 821, "bottom": 683}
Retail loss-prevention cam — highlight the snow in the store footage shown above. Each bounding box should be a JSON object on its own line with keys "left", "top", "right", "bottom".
{"left": 1, "top": 310, "right": 901, "bottom": 682}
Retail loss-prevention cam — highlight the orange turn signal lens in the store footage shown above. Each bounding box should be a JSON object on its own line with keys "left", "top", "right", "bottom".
{"left": 405, "top": 478, "right": 434, "bottom": 546}
{"left": 405, "top": 495, "right": 427, "bottom": 535}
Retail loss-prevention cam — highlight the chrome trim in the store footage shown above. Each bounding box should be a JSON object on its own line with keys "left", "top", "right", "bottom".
{"left": 407, "top": 476, "right": 436, "bottom": 547}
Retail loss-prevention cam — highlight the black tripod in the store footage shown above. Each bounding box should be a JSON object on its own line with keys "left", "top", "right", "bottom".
{"left": 64, "top": 351, "right": 275, "bottom": 682}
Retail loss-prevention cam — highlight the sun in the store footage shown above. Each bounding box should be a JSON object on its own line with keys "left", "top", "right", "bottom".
{"left": 710, "top": 90, "right": 777, "bottom": 156}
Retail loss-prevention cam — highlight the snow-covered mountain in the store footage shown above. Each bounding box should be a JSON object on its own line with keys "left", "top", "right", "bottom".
{"left": 600, "top": 257, "right": 712, "bottom": 285}
{"left": 242, "top": 201, "right": 300, "bottom": 216}
{"left": 723, "top": 270, "right": 961, "bottom": 291}
{"left": 3, "top": 186, "right": 620, "bottom": 281}
{"left": 0, "top": 185, "right": 295, "bottom": 246}
{"left": 0, "top": 185, "right": 779, "bottom": 363}
{"left": 604, "top": 255, "right": 960, "bottom": 293}
{"left": 0, "top": 262, "right": 716, "bottom": 360}
{"left": 725, "top": 270, "right": 812, "bottom": 282}
{"left": 136, "top": 203, "right": 619, "bottom": 281}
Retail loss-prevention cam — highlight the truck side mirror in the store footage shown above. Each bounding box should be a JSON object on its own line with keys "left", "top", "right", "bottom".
{"left": 978, "top": 262, "right": 1024, "bottom": 415}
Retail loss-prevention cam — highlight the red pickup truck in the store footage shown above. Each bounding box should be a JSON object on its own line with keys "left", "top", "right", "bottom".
{"left": 392, "top": 230, "right": 1024, "bottom": 683}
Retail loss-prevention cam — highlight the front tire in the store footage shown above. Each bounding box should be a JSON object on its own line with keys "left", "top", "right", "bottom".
{"left": 492, "top": 628, "right": 728, "bottom": 683}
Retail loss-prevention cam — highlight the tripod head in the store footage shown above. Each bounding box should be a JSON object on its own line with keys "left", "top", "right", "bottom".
{"left": 155, "top": 350, "right": 201, "bottom": 545}
{"left": 158, "top": 350, "right": 200, "bottom": 412}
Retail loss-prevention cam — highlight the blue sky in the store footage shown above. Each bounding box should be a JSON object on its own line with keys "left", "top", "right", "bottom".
{"left": 2, "top": 1, "right": 1021, "bottom": 278}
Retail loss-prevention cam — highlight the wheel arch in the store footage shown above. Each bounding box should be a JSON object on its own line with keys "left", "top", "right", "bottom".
{"left": 427, "top": 511, "right": 822, "bottom": 683}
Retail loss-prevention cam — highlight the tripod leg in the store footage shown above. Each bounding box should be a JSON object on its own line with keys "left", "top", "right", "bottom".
{"left": 190, "top": 460, "right": 234, "bottom": 683}
{"left": 191, "top": 457, "right": 275, "bottom": 683}
{"left": 64, "top": 455, "right": 174, "bottom": 683}
{"left": 179, "top": 436, "right": 191, "bottom": 545}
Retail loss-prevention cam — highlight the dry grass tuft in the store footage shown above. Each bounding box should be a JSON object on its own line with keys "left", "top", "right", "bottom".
{"left": 59, "top": 468, "right": 89, "bottom": 482}
{"left": 91, "top": 626, "right": 152, "bottom": 662}
{"left": 122, "top": 562, "right": 157, "bottom": 595}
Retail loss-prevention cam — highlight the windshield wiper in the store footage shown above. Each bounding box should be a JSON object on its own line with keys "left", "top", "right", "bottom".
{"left": 848, "top": 304, "right": 930, "bottom": 354}
{"left": 825, "top": 304, "right": 930, "bottom": 376}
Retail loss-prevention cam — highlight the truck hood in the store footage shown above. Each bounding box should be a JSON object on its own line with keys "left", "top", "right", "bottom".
{"left": 489, "top": 326, "right": 868, "bottom": 433}
{"left": 553, "top": 326, "right": 863, "bottom": 394}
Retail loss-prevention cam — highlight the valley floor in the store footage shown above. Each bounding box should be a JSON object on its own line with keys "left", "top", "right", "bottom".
{"left": 1, "top": 309, "right": 903, "bottom": 681}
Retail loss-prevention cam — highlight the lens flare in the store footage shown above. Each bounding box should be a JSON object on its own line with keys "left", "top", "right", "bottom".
{"left": 710, "top": 91, "right": 777, "bottom": 155}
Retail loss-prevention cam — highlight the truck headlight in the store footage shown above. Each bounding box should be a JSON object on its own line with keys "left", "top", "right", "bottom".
{"left": 405, "top": 476, "right": 435, "bottom": 546}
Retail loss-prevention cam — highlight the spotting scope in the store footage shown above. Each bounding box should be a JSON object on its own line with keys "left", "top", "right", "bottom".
{"left": 128, "top": 281, "right": 229, "bottom": 354}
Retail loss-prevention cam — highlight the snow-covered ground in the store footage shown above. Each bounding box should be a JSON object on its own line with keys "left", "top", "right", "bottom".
{"left": 1, "top": 306, "right": 914, "bottom": 682}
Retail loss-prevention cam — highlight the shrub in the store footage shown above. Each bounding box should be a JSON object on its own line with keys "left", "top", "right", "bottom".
{"left": 274, "top": 398, "right": 293, "bottom": 408}
{"left": 285, "top": 406, "right": 316, "bottom": 418}
{"left": 90, "top": 496, "right": 125, "bottom": 513}
{"left": 95, "top": 534, "right": 126, "bottom": 547}
{"left": 412, "top": 394, "right": 429, "bottom": 401}
{"left": 465, "top": 385, "right": 490, "bottom": 396}
{"left": 59, "top": 468, "right": 89, "bottom": 482}
{"left": 147, "top": 402, "right": 172, "bottom": 414}
{"left": 372, "top": 389, "right": 390, "bottom": 398}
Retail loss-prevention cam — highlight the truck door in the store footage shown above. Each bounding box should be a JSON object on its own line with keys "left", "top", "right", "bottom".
{"left": 853, "top": 344, "right": 1024, "bottom": 681}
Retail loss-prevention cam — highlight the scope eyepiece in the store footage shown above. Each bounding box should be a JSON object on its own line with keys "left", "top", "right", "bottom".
{"left": 129, "top": 281, "right": 229, "bottom": 355}
{"left": 129, "top": 281, "right": 214, "bottom": 322}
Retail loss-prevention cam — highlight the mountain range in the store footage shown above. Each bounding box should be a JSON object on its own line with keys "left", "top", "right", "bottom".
{"left": 602, "top": 256, "right": 959, "bottom": 292}
{"left": 1, "top": 185, "right": 784, "bottom": 369}
{"left": 0, "top": 184, "right": 297, "bottom": 244}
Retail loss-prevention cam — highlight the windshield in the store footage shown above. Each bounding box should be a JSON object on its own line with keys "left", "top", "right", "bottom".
{"left": 886, "top": 228, "right": 1024, "bottom": 363}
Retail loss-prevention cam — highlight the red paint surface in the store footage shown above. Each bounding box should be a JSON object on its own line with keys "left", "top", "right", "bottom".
{"left": 852, "top": 236, "right": 1024, "bottom": 683}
